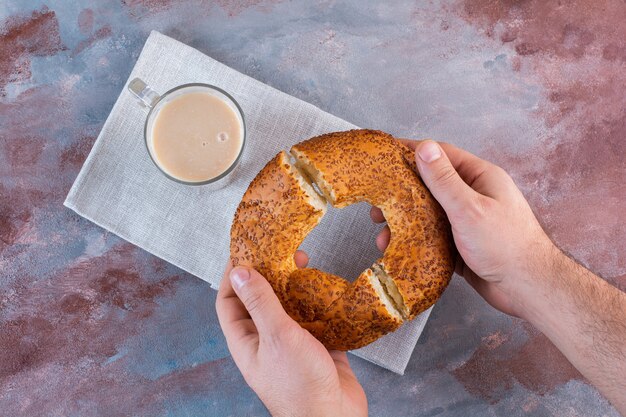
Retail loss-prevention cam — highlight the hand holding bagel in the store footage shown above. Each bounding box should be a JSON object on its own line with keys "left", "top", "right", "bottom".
{"left": 229, "top": 130, "right": 456, "bottom": 350}
{"left": 374, "top": 140, "right": 626, "bottom": 414}
{"left": 218, "top": 133, "right": 626, "bottom": 416}
{"left": 373, "top": 139, "right": 554, "bottom": 319}
{"left": 216, "top": 258, "right": 368, "bottom": 417}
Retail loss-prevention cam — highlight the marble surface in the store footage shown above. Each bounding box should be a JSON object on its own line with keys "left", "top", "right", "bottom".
{"left": 0, "top": 1, "right": 624, "bottom": 416}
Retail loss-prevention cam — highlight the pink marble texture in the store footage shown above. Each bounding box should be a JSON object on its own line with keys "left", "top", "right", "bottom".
{"left": 0, "top": 0, "right": 623, "bottom": 415}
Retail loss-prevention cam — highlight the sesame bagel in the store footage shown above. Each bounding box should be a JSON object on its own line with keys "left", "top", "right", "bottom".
{"left": 230, "top": 129, "right": 454, "bottom": 350}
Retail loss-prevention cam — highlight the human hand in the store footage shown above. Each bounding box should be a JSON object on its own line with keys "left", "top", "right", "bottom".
{"left": 215, "top": 252, "right": 367, "bottom": 417}
{"left": 372, "top": 139, "right": 555, "bottom": 319}
{"left": 371, "top": 139, "right": 626, "bottom": 414}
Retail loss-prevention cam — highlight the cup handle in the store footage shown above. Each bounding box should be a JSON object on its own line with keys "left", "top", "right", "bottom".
{"left": 128, "top": 78, "right": 161, "bottom": 108}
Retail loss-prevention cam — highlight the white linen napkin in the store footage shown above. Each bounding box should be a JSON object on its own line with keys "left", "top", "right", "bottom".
{"left": 64, "top": 31, "right": 434, "bottom": 375}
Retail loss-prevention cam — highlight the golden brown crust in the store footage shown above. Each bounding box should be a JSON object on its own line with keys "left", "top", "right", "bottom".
{"left": 230, "top": 130, "right": 455, "bottom": 350}
{"left": 283, "top": 268, "right": 348, "bottom": 322}
{"left": 230, "top": 151, "right": 326, "bottom": 294}
{"left": 291, "top": 130, "right": 454, "bottom": 319}
{"left": 299, "top": 270, "right": 403, "bottom": 350}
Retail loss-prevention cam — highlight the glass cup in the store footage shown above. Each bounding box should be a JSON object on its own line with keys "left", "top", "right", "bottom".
{"left": 128, "top": 78, "right": 246, "bottom": 189}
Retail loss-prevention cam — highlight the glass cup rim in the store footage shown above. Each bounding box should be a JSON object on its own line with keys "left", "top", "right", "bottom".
{"left": 143, "top": 82, "right": 246, "bottom": 186}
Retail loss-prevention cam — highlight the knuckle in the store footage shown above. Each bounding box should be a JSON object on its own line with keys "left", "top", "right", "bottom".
{"left": 494, "top": 165, "right": 511, "bottom": 181}
{"left": 492, "top": 166, "right": 521, "bottom": 197}
{"left": 434, "top": 166, "right": 458, "bottom": 187}
{"left": 243, "top": 291, "right": 267, "bottom": 314}
{"left": 491, "top": 165, "right": 514, "bottom": 185}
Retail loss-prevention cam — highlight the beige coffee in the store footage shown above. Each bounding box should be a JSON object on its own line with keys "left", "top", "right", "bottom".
{"left": 150, "top": 91, "right": 243, "bottom": 183}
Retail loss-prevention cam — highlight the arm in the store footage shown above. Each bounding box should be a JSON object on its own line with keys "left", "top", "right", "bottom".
{"left": 520, "top": 245, "right": 626, "bottom": 409}
{"left": 373, "top": 140, "right": 626, "bottom": 413}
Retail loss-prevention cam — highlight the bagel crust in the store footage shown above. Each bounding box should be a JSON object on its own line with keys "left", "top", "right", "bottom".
{"left": 230, "top": 129, "right": 454, "bottom": 350}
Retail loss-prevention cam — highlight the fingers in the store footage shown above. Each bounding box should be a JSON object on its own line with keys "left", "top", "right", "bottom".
{"left": 437, "top": 143, "right": 513, "bottom": 199}
{"left": 328, "top": 350, "right": 352, "bottom": 373}
{"left": 370, "top": 206, "right": 385, "bottom": 223}
{"left": 454, "top": 252, "right": 466, "bottom": 277}
{"left": 216, "top": 265, "right": 259, "bottom": 362}
{"left": 228, "top": 266, "right": 293, "bottom": 338}
{"left": 463, "top": 272, "right": 520, "bottom": 318}
{"left": 463, "top": 272, "right": 486, "bottom": 296}
{"left": 402, "top": 139, "right": 490, "bottom": 181}
{"left": 294, "top": 250, "right": 309, "bottom": 268}
{"left": 376, "top": 225, "right": 390, "bottom": 251}
{"left": 397, "top": 138, "right": 421, "bottom": 150}
{"left": 371, "top": 206, "right": 389, "bottom": 251}
{"left": 328, "top": 350, "right": 361, "bottom": 387}
{"left": 415, "top": 140, "right": 483, "bottom": 219}
{"left": 371, "top": 206, "right": 389, "bottom": 250}
{"left": 400, "top": 138, "right": 513, "bottom": 200}
{"left": 216, "top": 262, "right": 248, "bottom": 326}
{"left": 328, "top": 350, "right": 350, "bottom": 365}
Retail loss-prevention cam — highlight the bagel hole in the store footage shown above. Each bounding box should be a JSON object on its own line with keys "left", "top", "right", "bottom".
{"left": 298, "top": 202, "right": 386, "bottom": 282}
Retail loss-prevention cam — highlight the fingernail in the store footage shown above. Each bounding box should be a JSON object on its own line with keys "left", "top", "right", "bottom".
{"left": 230, "top": 267, "right": 251, "bottom": 290}
{"left": 418, "top": 141, "right": 442, "bottom": 163}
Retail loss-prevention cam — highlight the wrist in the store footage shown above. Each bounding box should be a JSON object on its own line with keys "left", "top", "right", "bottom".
{"left": 500, "top": 238, "right": 564, "bottom": 322}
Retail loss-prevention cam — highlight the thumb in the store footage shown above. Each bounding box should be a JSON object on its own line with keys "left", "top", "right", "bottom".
{"left": 415, "top": 140, "right": 477, "bottom": 217}
{"left": 229, "top": 266, "right": 292, "bottom": 336}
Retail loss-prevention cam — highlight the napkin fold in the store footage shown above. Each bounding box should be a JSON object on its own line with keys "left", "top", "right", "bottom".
{"left": 65, "top": 31, "right": 433, "bottom": 374}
